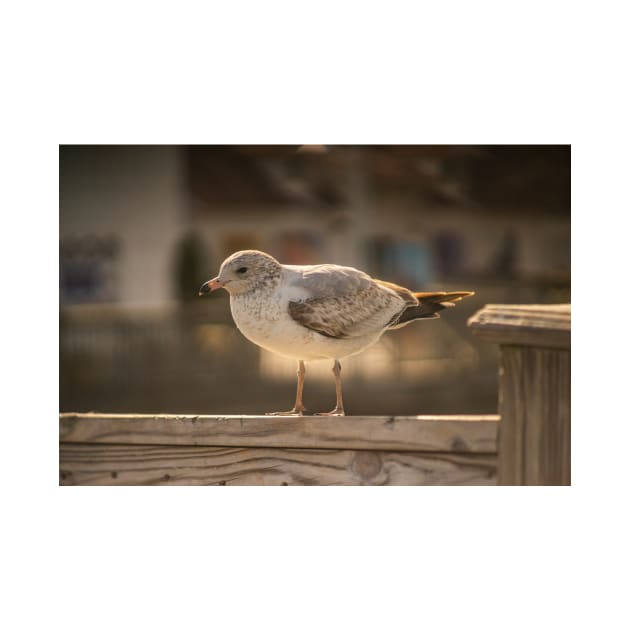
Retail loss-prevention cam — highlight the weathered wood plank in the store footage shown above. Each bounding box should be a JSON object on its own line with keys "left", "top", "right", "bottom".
{"left": 59, "top": 443, "right": 497, "bottom": 486}
{"left": 499, "top": 346, "right": 570, "bottom": 485}
{"left": 59, "top": 413, "right": 499, "bottom": 453}
{"left": 468, "top": 304, "right": 570, "bottom": 349}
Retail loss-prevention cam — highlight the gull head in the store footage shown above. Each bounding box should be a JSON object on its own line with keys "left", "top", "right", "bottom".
{"left": 198, "top": 250, "right": 282, "bottom": 297}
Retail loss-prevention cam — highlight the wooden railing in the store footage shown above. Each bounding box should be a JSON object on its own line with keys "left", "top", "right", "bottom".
{"left": 59, "top": 303, "right": 570, "bottom": 486}
{"left": 59, "top": 413, "right": 499, "bottom": 485}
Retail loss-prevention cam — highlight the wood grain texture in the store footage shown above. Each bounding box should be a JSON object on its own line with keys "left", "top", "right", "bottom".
{"left": 59, "top": 413, "right": 499, "bottom": 453}
{"left": 468, "top": 304, "right": 570, "bottom": 349}
{"left": 499, "top": 346, "right": 570, "bottom": 485}
{"left": 59, "top": 443, "right": 497, "bottom": 486}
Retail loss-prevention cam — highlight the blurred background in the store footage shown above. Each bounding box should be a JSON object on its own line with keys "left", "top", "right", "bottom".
{"left": 59, "top": 145, "right": 570, "bottom": 415}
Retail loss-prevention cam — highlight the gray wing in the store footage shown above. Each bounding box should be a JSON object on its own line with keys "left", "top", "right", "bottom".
{"left": 286, "top": 265, "right": 416, "bottom": 338}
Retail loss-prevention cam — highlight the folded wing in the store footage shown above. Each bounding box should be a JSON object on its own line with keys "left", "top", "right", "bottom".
{"left": 287, "top": 265, "right": 414, "bottom": 339}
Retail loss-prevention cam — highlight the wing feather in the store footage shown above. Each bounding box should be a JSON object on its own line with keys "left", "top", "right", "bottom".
{"left": 286, "top": 266, "right": 408, "bottom": 339}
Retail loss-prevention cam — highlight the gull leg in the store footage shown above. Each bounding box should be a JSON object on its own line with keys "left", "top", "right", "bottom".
{"left": 266, "top": 360, "right": 307, "bottom": 416}
{"left": 316, "top": 359, "right": 345, "bottom": 416}
{"left": 294, "top": 359, "right": 306, "bottom": 414}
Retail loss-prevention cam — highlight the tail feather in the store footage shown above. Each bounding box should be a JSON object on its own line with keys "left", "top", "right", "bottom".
{"left": 389, "top": 291, "right": 475, "bottom": 329}
{"left": 413, "top": 291, "right": 475, "bottom": 303}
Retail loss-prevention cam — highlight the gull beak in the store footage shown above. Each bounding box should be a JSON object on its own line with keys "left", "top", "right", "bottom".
{"left": 198, "top": 277, "right": 224, "bottom": 296}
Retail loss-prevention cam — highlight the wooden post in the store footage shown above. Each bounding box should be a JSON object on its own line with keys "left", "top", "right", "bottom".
{"left": 468, "top": 304, "right": 571, "bottom": 485}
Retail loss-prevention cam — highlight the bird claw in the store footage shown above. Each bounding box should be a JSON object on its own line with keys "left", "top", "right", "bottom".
{"left": 315, "top": 408, "right": 345, "bottom": 417}
{"left": 265, "top": 408, "right": 306, "bottom": 416}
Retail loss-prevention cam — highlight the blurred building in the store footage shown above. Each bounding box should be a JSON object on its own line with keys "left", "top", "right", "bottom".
{"left": 59, "top": 145, "right": 570, "bottom": 415}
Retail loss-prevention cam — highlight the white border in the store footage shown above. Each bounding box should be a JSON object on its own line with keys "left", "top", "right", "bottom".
{"left": 3, "top": 1, "right": 627, "bottom": 629}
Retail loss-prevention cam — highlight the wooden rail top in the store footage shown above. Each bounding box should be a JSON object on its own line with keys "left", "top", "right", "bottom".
{"left": 468, "top": 303, "right": 571, "bottom": 349}
{"left": 60, "top": 413, "right": 499, "bottom": 453}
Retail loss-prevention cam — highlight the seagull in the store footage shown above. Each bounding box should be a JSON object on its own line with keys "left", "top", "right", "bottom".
{"left": 199, "top": 250, "right": 474, "bottom": 416}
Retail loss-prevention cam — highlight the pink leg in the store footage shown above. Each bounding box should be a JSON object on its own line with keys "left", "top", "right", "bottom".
{"left": 316, "top": 359, "right": 345, "bottom": 416}
{"left": 266, "top": 360, "right": 307, "bottom": 416}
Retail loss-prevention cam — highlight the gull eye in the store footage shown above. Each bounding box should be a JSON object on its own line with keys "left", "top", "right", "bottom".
{"left": 237, "top": 267, "right": 248, "bottom": 274}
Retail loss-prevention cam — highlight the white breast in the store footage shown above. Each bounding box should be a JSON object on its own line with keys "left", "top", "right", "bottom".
{"left": 228, "top": 285, "right": 384, "bottom": 361}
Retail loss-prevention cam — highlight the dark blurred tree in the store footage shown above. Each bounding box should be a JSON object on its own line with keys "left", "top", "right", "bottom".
{"left": 173, "top": 232, "right": 206, "bottom": 301}
{"left": 489, "top": 229, "right": 519, "bottom": 278}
